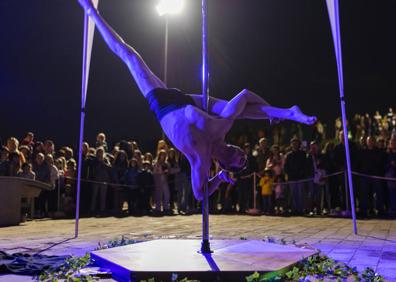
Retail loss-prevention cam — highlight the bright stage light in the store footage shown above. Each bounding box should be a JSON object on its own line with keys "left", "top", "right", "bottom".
{"left": 156, "top": 0, "right": 185, "bottom": 16}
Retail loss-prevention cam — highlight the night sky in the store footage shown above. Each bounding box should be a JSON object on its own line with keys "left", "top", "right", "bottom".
{"left": 1, "top": 0, "right": 395, "bottom": 151}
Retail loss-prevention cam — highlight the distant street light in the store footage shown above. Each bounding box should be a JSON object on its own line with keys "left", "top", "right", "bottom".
{"left": 156, "top": 0, "right": 185, "bottom": 85}
{"left": 156, "top": 0, "right": 185, "bottom": 139}
{"left": 156, "top": 0, "right": 184, "bottom": 16}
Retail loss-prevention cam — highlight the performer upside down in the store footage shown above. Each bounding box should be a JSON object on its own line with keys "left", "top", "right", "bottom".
{"left": 78, "top": 0, "right": 317, "bottom": 200}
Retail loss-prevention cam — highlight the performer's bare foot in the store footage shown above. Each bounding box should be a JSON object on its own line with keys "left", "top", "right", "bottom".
{"left": 289, "top": 105, "right": 317, "bottom": 125}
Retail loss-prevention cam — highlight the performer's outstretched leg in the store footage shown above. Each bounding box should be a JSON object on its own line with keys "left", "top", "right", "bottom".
{"left": 78, "top": 0, "right": 165, "bottom": 96}
{"left": 189, "top": 89, "right": 316, "bottom": 125}
{"left": 240, "top": 104, "right": 317, "bottom": 125}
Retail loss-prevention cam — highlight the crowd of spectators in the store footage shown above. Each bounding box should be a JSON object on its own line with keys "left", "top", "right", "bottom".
{"left": 1, "top": 108, "right": 396, "bottom": 219}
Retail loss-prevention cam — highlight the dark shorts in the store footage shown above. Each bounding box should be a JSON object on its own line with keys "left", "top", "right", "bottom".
{"left": 146, "top": 88, "right": 196, "bottom": 121}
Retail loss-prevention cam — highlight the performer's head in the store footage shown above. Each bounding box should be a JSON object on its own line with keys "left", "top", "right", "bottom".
{"left": 215, "top": 144, "right": 247, "bottom": 173}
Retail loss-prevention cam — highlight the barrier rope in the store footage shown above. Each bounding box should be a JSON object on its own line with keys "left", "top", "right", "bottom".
{"left": 61, "top": 174, "right": 188, "bottom": 190}
{"left": 6, "top": 170, "right": 396, "bottom": 192}
{"left": 351, "top": 171, "right": 396, "bottom": 182}
{"left": 242, "top": 171, "right": 345, "bottom": 186}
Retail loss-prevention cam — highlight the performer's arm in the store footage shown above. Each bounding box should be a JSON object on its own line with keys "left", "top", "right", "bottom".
{"left": 208, "top": 170, "right": 235, "bottom": 192}
{"left": 191, "top": 159, "right": 234, "bottom": 200}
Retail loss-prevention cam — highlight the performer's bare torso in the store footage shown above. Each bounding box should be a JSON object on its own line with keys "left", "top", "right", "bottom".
{"left": 161, "top": 103, "right": 230, "bottom": 150}
{"left": 159, "top": 102, "right": 236, "bottom": 200}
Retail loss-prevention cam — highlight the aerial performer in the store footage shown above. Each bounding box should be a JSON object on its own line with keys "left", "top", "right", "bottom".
{"left": 78, "top": 0, "right": 317, "bottom": 201}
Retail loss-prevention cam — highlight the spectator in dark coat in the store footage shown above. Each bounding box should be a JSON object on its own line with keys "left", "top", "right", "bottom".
{"left": 167, "top": 148, "right": 180, "bottom": 210}
{"left": 0, "top": 146, "right": 10, "bottom": 176}
{"left": 284, "top": 137, "right": 307, "bottom": 214}
{"left": 322, "top": 141, "right": 337, "bottom": 211}
{"left": 306, "top": 141, "right": 329, "bottom": 215}
{"left": 175, "top": 153, "right": 192, "bottom": 214}
{"left": 33, "top": 152, "right": 51, "bottom": 216}
{"left": 7, "top": 152, "right": 21, "bottom": 177}
{"left": 111, "top": 150, "right": 129, "bottom": 214}
{"left": 137, "top": 160, "right": 154, "bottom": 215}
{"left": 111, "top": 150, "right": 129, "bottom": 185}
{"left": 126, "top": 158, "right": 140, "bottom": 215}
{"left": 357, "top": 136, "right": 387, "bottom": 216}
{"left": 236, "top": 143, "right": 257, "bottom": 213}
{"left": 80, "top": 142, "right": 95, "bottom": 215}
{"left": 90, "top": 147, "right": 111, "bottom": 215}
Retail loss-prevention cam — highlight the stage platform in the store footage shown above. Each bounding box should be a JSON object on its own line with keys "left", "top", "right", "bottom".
{"left": 91, "top": 239, "right": 317, "bottom": 281}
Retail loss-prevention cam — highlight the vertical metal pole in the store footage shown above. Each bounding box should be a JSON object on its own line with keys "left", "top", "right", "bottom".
{"left": 75, "top": 13, "right": 89, "bottom": 238}
{"left": 161, "top": 15, "right": 169, "bottom": 141}
{"left": 201, "top": 0, "right": 209, "bottom": 112}
{"left": 247, "top": 172, "right": 260, "bottom": 215}
{"left": 75, "top": 113, "right": 86, "bottom": 238}
{"left": 200, "top": 0, "right": 211, "bottom": 253}
{"left": 75, "top": 1, "right": 98, "bottom": 238}
{"left": 344, "top": 170, "right": 350, "bottom": 211}
{"left": 326, "top": 0, "right": 357, "bottom": 234}
{"left": 164, "top": 15, "right": 169, "bottom": 86}
{"left": 335, "top": 1, "right": 357, "bottom": 234}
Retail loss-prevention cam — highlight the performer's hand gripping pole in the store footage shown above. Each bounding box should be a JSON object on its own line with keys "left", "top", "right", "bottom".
{"left": 200, "top": 0, "right": 212, "bottom": 253}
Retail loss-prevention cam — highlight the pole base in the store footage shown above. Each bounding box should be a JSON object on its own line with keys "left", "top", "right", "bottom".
{"left": 91, "top": 239, "right": 318, "bottom": 281}
{"left": 199, "top": 239, "right": 213, "bottom": 254}
{"left": 246, "top": 208, "right": 261, "bottom": 216}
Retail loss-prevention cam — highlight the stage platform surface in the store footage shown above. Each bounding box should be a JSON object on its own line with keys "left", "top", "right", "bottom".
{"left": 91, "top": 239, "right": 317, "bottom": 281}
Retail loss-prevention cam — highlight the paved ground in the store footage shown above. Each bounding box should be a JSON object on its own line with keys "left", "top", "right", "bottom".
{"left": 0, "top": 215, "right": 395, "bottom": 281}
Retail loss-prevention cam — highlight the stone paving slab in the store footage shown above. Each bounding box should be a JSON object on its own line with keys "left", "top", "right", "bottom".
{"left": 0, "top": 215, "right": 395, "bottom": 281}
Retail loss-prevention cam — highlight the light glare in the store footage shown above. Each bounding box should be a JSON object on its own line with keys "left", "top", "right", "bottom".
{"left": 156, "top": 0, "right": 184, "bottom": 16}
